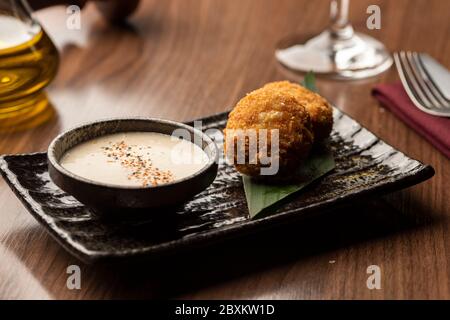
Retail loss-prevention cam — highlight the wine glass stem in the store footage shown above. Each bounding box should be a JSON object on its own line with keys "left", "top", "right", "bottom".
{"left": 329, "top": 0, "right": 354, "bottom": 40}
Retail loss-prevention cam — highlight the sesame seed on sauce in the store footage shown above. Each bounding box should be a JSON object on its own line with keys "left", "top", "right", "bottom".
{"left": 101, "top": 141, "right": 174, "bottom": 187}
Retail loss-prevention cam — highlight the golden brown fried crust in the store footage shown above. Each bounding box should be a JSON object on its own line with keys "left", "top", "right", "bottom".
{"left": 224, "top": 87, "right": 314, "bottom": 177}
{"left": 263, "top": 81, "right": 333, "bottom": 141}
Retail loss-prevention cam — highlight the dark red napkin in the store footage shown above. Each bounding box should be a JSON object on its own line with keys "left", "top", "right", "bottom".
{"left": 372, "top": 82, "right": 450, "bottom": 159}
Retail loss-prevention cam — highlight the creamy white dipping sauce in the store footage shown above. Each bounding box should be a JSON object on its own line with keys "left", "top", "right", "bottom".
{"left": 60, "top": 132, "right": 209, "bottom": 187}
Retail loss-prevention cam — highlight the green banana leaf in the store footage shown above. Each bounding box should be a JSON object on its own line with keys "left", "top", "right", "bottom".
{"left": 243, "top": 146, "right": 335, "bottom": 218}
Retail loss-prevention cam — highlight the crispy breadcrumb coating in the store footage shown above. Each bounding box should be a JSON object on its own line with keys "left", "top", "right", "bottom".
{"left": 263, "top": 81, "right": 333, "bottom": 141}
{"left": 224, "top": 87, "right": 314, "bottom": 177}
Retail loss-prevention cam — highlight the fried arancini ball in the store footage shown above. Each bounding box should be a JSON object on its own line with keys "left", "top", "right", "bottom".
{"left": 224, "top": 87, "right": 314, "bottom": 177}
{"left": 263, "top": 81, "right": 333, "bottom": 141}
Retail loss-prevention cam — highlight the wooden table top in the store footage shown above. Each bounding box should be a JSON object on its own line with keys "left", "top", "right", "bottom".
{"left": 0, "top": 0, "right": 449, "bottom": 299}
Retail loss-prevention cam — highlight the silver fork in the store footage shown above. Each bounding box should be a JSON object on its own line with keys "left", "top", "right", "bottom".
{"left": 394, "top": 51, "right": 450, "bottom": 117}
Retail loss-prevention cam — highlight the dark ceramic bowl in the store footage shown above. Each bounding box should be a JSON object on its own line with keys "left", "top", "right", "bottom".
{"left": 48, "top": 118, "right": 218, "bottom": 211}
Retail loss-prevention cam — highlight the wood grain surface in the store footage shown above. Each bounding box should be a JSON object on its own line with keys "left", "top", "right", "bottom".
{"left": 0, "top": 0, "right": 449, "bottom": 299}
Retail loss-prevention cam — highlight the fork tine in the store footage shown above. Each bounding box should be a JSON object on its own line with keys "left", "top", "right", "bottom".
{"left": 394, "top": 52, "right": 450, "bottom": 117}
{"left": 394, "top": 52, "right": 432, "bottom": 109}
{"left": 405, "top": 51, "right": 443, "bottom": 109}
{"left": 400, "top": 51, "right": 435, "bottom": 108}
{"left": 412, "top": 52, "right": 450, "bottom": 108}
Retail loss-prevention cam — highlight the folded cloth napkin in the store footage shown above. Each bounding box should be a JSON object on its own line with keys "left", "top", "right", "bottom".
{"left": 372, "top": 82, "right": 450, "bottom": 158}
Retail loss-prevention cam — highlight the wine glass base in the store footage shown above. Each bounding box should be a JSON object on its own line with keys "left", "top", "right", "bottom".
{"left": 276, "top": 31, "right": 393, "bottom": 80}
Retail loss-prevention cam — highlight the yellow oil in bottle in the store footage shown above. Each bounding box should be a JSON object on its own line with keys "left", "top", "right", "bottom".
{"left": 0, "top": 15, "right": 59, "bottom": 131}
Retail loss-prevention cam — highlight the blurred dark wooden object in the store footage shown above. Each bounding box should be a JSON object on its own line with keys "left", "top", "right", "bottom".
{"left": 28, "top": 0, "right": 140, "bottom": 22}
{"left": 0, "top": 0, "right": 448, "bottom": 299}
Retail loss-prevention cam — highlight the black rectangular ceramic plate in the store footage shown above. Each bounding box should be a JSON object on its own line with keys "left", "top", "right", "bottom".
{"left": 0, "top": 109, "right": 434, "bottom": 263}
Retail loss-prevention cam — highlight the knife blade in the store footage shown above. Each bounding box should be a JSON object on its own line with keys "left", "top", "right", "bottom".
{"left": 419, "top": 53, "right": 450, "bottom": 101}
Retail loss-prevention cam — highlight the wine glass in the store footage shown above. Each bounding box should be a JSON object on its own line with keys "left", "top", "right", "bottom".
{"left": 276, "top": 0, "right": 393, "bottom": 80}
